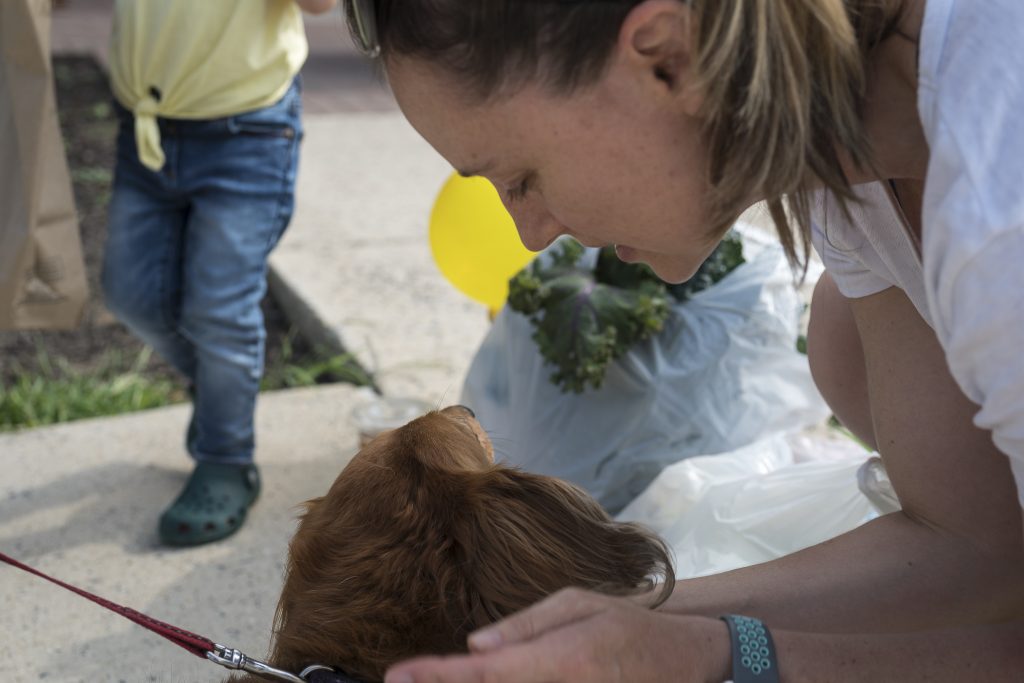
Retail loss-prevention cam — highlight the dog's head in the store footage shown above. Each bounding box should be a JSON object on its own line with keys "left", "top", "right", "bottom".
{"left": 255, "top": 405, "right": 674, "bottom": 681}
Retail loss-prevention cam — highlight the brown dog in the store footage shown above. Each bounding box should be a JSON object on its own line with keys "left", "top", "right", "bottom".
{"left": 231, "top": 405, "right": 674, "bottom": 682}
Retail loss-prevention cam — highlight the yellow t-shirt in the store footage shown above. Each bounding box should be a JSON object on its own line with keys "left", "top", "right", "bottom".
{"left": 109, "top": 0, "right": 308, "bottom": 171}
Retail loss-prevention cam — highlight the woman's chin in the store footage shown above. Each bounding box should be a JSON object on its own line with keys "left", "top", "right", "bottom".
{"left": 614, "top": 246, "right": 700, "bottom": 284}
{"left": 643, "top": 255, "right": 700, "bottom": 285}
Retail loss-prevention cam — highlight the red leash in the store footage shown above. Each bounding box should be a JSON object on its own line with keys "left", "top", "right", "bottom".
{"left": 0, "top": 549, "right": 355, "bottom": 682}
{"left": 0, "top": 550, "right": 214, "bottom": 657}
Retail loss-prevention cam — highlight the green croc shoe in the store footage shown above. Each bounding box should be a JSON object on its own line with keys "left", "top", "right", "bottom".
{"left": 159, "top": 462, "right": 261, "bottom": 547}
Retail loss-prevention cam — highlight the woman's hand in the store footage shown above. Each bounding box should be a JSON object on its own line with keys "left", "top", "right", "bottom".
{"left": 383, "top": 588, "right": 731, "bottom": 683}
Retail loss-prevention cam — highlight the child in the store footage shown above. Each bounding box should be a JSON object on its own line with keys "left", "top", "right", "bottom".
{"left": 103, "top": 0, "right": 336, "bottom": 546}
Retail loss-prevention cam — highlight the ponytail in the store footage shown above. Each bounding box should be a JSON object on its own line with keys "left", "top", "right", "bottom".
{"left": 693, "top": 0, "right": 900, "bottom": 271}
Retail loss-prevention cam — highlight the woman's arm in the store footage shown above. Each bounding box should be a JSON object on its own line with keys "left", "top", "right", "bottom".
{"left": 661, "top": 285, "right": 1024, "bottom": 631}
{"left": 774, "top": 620, "right": 1024, "bottom": 682}
{"left": 383, "top": 592, "right": 1024, "bottom": 683}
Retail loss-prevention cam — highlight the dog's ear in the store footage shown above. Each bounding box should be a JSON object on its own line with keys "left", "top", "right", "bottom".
{"left": 392, "top": 412, "right": 492, "bottom": 475}
{"left": 452, "top": 468, "right": 675, "bottom": 626}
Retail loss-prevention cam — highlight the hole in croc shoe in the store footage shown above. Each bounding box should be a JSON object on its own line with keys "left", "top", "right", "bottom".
{"left": 178, "top": 523, "right": 191, "bottom": 534}
{"left": 204, "top": 522, "right": 217, "bottom": 531}
{"left": 227, "top": 517, "right": 237, "bottom": 526}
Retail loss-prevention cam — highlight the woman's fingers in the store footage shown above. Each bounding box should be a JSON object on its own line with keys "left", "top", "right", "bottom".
{"left": 384, "top": 639, "right": 565, "bottom": 683}
{"left": 385, "top": 590, "right": 617, "bottom": 683}
{"left": 468, "top": 587, "right": 610, "bottom": 652}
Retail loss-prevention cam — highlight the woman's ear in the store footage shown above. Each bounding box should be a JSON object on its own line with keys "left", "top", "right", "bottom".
{"left": 616, "top": 0, "right": 703, "bottom": 114}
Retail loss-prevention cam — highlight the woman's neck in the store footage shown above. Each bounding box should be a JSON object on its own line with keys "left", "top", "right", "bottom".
{"left": 844, "top": 0, "right": 930, "bottom": 185}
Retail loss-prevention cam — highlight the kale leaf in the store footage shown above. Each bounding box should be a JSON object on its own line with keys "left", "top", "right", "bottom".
{"left": 507, "top": 233, "right": 744, "bottom": 394}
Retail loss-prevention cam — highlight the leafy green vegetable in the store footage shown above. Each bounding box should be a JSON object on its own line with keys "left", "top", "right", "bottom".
{"left": 507, "top": 232, "right": 745, "bottom": 393}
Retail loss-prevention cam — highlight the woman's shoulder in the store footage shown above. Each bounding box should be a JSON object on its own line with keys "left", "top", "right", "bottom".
{"left": 919, "top": 0, "right": 1024, "bottom": 176}
{"left": 919, "top": 0, "right": 1024, "bottom": 96}
{"left": 811, "top": 183, "right": 900, "bottom": 250}
{"left": 918, "top": 0, "right": 1024, "bottom": 247}
{"left": 809, "top": 184, "right": 932, "bottom": 323}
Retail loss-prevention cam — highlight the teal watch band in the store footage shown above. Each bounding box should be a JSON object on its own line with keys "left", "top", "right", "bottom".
{"left": 720, "top": 615, "right": 781, "bottom": 683}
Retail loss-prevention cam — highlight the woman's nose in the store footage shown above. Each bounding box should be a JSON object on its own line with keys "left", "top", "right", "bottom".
{"left": 505, "top": 200, "right": 564, "bottom": 252}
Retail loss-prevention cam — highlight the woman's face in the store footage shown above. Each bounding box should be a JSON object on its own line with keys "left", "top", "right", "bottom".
{"left": 386, "top": 46, "right": 728, "bottom": 284}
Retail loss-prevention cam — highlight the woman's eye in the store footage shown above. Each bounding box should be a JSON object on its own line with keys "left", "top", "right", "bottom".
{"left": 506, "top": 174, "right": 534, "bottom": 202}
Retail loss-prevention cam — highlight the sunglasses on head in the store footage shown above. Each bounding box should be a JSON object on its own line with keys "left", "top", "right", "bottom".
{"left": 344, "top": 0, "right": 380, "bottom": 58}
{"left": 342, "top": 0, "right": 646, "bottom": 61}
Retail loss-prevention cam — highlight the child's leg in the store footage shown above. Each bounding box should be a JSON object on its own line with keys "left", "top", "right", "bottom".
{"left": 103, "top": 117, "right": 194, "bottom": 380}
{"left": 155, "top": 81, "right": 302, "bottom": 546}
{"left": 176, "top": 82, "right": 302, "bottom": 466}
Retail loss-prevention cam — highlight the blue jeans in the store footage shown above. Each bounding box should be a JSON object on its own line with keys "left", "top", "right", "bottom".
{"left": 103, "top": 79, "right": 303, "bottom": 465}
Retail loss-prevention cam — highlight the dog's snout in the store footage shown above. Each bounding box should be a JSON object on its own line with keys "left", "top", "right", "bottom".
{"left": 454, "top": 404, "right": 475, "bottom": 418}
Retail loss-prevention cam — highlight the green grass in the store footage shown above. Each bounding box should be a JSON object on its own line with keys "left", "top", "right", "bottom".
{"left": 261, "top": 329, "right": 375, "bottom": 391}
{"left": 0, "top": 348, "right": 180, "bottom": 432}
{"left": 0, "top": 334, "right": 375, "bottom": 432}
{"left": 70, "top": 166, "right": 113, "bottom": 184}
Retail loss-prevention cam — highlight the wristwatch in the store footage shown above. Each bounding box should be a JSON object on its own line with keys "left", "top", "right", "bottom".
{"left": 720, "top": 615, "right": 781, "bottom": 683}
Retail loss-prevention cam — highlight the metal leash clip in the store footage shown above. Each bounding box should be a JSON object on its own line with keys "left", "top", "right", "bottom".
{"left": 207, "top": 643, "right": 339, "bottom": 682}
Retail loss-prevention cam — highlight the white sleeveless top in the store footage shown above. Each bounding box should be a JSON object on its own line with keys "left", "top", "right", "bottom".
{"left": 810, "top": 0, "right": 1024, "bottom": 506}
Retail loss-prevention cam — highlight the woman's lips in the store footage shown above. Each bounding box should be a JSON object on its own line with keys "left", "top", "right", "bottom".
{"left": 572, "top": 235, "right": 608, "bottom": 249}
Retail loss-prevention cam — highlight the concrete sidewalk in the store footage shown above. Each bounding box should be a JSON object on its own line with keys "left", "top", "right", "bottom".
{"left": 0, "top": 384, "right": 371, "bottom": 683}
{"left": 271, "top": 112, "right": 492, "bottom": 402}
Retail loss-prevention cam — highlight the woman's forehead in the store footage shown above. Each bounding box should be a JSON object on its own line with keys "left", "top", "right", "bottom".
{"left": 388, "top": 56, "right": 580, "bottom": 172}
{"left": 388, "top": 60, "right": 509, "bottom": 162}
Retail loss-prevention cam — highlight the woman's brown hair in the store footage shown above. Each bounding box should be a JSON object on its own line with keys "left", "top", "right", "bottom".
{"left": 362, "top": 0, "right": 904, "bottom": 271}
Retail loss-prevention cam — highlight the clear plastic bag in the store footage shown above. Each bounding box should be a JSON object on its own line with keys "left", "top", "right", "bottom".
{"left": 617, "top": 433, "right": 899, "bottom": 578}
{"left": 462, "top": 225, "right": 832, "bottom": 512}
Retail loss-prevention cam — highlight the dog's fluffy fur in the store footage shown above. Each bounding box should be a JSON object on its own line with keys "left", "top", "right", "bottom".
{"left": 232, "top": 406, "right": 674, "bottom": 682}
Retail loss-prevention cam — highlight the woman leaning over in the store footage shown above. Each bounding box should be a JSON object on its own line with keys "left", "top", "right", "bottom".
{"left": 345, "top": 0, "right": 1024, "bottom": 681}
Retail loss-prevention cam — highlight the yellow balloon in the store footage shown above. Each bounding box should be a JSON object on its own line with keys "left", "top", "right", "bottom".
{"left": 429, "top": 172, "right": 536, "bottom": 313}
